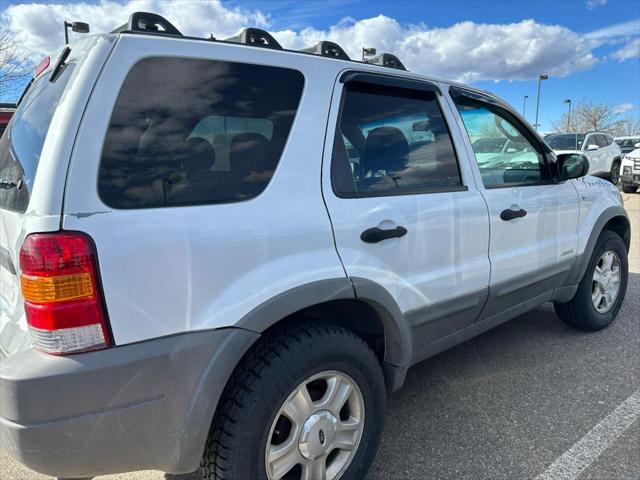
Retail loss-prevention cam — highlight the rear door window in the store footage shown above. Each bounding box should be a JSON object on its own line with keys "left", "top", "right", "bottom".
{"left": 0, "top": 63, "right": 75, "bottom": 212}
{"left": 332, "top": 82, "right": 462, "bottom": 197}
{"left": 98, "top": 57, "right": 304, "bottom": 209}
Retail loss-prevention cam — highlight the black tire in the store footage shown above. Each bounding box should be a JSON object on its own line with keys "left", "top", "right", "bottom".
{"left": 622, "top": 184, "right": 638, "bottom": 193}
{"left": 554, "top": 230, "right": 628, "bottom": 331}
{"left": 609, "top": 160, "right": 620, "bottom": 185}
{"left": 200, "top": 322, "right": 386, "bottom": 480}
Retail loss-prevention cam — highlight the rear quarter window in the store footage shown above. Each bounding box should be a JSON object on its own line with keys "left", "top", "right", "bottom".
{"left": 0, "top": 63, "right": 75, "bottom": 213}
{"left": 98, "top": 57, "right": 304, "bottom": 209}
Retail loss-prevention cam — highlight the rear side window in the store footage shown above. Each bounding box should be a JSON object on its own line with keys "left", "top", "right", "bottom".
{"left": 0, "top": 64, "right": 75, "bottom": 213}
{"left": 98, "top": 57, "right": 304, "bottom": 209}
{"left": 332, "top": 82, "right": 462, "bottom": 197}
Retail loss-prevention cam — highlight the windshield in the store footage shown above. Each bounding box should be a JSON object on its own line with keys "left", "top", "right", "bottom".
{"left": 616, "top": 138, "right": 640, "bottom": 148}
{"left": 546, "top": 134, "right": 585, "bottom": 150}
{"left": 0, "top": 62, "right": 75, "bottom": 212}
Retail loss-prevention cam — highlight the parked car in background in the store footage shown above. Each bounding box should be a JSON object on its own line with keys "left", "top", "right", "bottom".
{"left": 621, "top": 145, "right": 640, "bottom": 193}
{"left": 545, "top": 132, "right": 622, "bottom": 184}
{"left": 615, "top": 136, "right": 640, "bottom": 156}
{"left": 0, "top": 103, "right": 16, "bottom": 138}
{"left": 0, "top": 12, "right": 631, "bottom": 480}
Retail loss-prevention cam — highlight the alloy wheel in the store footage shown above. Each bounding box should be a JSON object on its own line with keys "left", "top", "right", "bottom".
{"left": 265, "top": 371, "right": 365, "bottom": 480}
{"left": 591, "top": 250, "right": 621, "bottom": 313}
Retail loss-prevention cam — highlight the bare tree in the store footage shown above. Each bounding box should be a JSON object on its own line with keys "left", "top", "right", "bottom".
{"left": 0, "top": 25, "right": 33, "bottom": 101}
{"left": 611, "top": 115, "right": 640, "bottom": 137}
{"left": 551, "top": 101, "right": 624, "bottom": 134}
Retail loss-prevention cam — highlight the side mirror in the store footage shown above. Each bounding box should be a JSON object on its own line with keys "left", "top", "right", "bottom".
{"left": 586, "top": 144, "right": 599, "bottom": 151}
{"left": 71, "top": 22, "right": 90, "bottom": 33}
{"left": 556, "top": 153, "right": 589, "bottom": 180}
{"left": 412, "top": 120, "right": 430, "bottom": 132}
{"left": 634, "top": 142, "right": 640, "bottom": 148}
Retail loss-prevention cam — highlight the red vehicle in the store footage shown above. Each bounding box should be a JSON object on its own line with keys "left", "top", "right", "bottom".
{"left": 0, "top": 103, "right": 16, "bottom": 138}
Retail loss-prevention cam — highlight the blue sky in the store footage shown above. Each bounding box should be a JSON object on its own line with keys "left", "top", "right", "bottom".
{"left": 2, "top": 0, "right": 639, "bottom": 131}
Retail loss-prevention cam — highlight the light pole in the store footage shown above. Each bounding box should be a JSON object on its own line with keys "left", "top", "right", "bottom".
{"left": 522, "top": 95, "right": 529, "bottom": 118}
{"left": 64, "top": 21, "right": 90, "bottom": 44}
{"left": 534, "top": 74, "right": 548, "bottom": 131}
{"left": 564, "top": 99, "right": 572, "bottom": 132}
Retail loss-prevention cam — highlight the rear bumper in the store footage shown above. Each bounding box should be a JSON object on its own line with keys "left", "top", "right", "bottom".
{"left": 0, "top": 328, "right": 258, "bottom": 478}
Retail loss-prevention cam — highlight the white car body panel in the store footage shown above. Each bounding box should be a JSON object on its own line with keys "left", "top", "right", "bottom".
{"left": 62, "top": 35, "right": 347, "bottom": 345}
{"left": 321, "top": 78, "right": 490, "bottom": 317}
{"left": 0, "top": 36, "right": 115, "bottom": 356}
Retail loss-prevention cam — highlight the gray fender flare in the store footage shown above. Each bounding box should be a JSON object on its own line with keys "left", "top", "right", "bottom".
{"left": 565, "top": 205, "right": 630, "bottom": 285}
{"left": 236, "top": 277, "right": 412, "bottom": 392}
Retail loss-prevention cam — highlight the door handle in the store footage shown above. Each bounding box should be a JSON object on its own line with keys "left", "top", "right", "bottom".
{"left": 500, "top": 208, "right": 527, "bottom": 221}
{"left": 360, "top": 226, "right": 408, "bottom": 243}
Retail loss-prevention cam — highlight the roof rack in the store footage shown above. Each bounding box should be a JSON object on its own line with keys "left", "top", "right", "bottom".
{"left": 366, "top": 53, "right": 406, "bottom": 70}
{"left": 225, "top": 28, "right": 282, "bottom": 50}
{"left": 111, "top": 12, "right": 182, "bottom": 36}
{"left": 110, "top": 12, "right": 411, "bottom": 72}
{"left": 301, "top": 41, "right": 350, "bottom": 61}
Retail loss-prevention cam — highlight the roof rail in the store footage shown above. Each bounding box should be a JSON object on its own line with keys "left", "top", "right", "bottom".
{"left": 301, "top": 41, "right": 350, "bottom": 61}
{"left": 366, "top": 53, "right": 406, "bottom": 71}
{"left": 225, "top": 28, "right": 282, "bottom": 50}
{"left": 111, "top": 12, "right": 182, "bottom": 36}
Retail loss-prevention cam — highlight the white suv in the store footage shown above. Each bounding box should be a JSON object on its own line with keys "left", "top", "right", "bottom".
{"left": 546, "top": 132, "right": 623, "bottom": 184}
{"left": 620, "top": 144, "right": 640, "bottom": 193}
{"left": 0, "top": 12, "right": 631, "bottom": 480}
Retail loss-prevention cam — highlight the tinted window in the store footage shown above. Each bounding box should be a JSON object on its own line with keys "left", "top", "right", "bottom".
{"left": 454, "top": 99, "right": 545, "bottom": 187}
{"left": 546, "top": 133, "right": 585, "bottom": 150}
{"left": 616, "top": 138, "right": 640, "bottom": 148}
{"left": 584, "top": 135, "right": 598, "bottom": 149}
{"left": 595, "top": 135, "right": 608, "bottom": 147}
{"left": 332, "top": 82, "right": 462, "bottom": 197}
{"left": 0, "top": 64, "right": 75, "bottom": 212}
{"left": 98, "top": 57, "right": 304, "bottom": 209}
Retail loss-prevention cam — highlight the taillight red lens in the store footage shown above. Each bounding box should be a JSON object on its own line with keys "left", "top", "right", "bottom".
{"left": 19, "top": 232, "right": 112, "bottom": 354}
{"left": 35, "top": 57, "right": 50, "bottom": 77}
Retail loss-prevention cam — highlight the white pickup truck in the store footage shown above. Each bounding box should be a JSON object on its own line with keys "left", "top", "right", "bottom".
{"left": 0, "top": 12, "right": 630, "bottom": 480}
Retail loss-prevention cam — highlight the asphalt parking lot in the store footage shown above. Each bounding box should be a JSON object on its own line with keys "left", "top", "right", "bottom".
{"left": 1, "top": 192, "right": 638, "bottom": 480}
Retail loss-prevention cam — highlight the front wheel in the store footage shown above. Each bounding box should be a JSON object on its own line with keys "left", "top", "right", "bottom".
{"left": 554, "top": 230, "right": 628, "bottom": 331}
{"left": 200, "top": 322, "right": 386, "bottom": 480}
{"left": 609, "top": 160, "right": 620, "bottom": 185}
{"left": 622, "top": 184, "right": 638, "bottom": 193}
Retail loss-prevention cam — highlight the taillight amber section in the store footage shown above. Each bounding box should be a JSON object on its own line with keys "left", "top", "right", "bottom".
{"left": 21, "top": 272, "right": 94, "bottom": 303}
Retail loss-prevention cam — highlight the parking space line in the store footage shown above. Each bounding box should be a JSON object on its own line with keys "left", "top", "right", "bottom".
{"left": 535, "top": 388, "right": 640, "bottom": 480}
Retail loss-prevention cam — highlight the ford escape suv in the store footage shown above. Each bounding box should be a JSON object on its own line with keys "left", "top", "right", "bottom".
{"left": 0, "top": 12, "right": 631, "bottom": 480}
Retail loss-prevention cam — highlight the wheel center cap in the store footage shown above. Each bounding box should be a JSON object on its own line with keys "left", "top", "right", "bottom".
{"left": 298, "top": 410, "right": 338, "bottom": 460}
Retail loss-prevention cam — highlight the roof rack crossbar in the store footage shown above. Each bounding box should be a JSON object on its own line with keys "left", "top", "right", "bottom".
{"left": 225, "top": 28, "right": 282, "bottom": 50}
{"left": 366, "top": 53, "right": 407, "bottom": 71}
{"left": 111, "top": 12, "right": 182, "bottom": 36}
{"left": 300, "top": 41, "right": 350, "bottom": 61}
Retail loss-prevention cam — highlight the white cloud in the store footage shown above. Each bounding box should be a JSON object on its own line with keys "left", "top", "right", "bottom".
{"left": 611, "top": 38, "right": 640, "bottom": 62}
{"left": 273, "top": 17, "right": 598, "bottom": 82}
{"left": 586, "top": 0, "right": 607, "bottom": 10}
{"left": 0, "top": 0, "right": 637, "bottom": 83}
{"left": 613, "top": 103, "right": 634, "bottom": 114}
{"left": 585, "top": 19, "right": 640, "bottom": 41}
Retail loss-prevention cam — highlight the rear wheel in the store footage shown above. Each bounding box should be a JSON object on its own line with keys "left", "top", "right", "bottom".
{"left": 554, "top": 230, "right": 628, "bottom": 331}
{"left": 200, "top": 322, "right": 386, "bottom": 480}
{"left": 609, "top": 160, "right": 620, "bottom": 185}
{"left": 622, "top": 184, "right": 638, "bottom": 193}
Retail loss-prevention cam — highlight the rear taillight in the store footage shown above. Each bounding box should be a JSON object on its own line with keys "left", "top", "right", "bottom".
{"left": 19, "top": 232, "right": 112, "bottom": 354}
